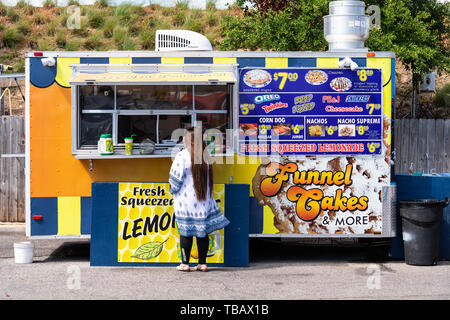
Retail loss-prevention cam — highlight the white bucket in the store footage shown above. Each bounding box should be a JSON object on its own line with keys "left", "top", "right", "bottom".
{"left": 14, "top": 241, "right": 34, "bottom": 264}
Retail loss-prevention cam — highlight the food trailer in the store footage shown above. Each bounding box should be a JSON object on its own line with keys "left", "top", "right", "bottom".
{"left": 25, "top": 2, "right": 396, "bottom": 267}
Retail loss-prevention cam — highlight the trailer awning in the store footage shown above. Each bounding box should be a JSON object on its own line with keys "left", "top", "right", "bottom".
{"left": 69, "top": 64, "right": 238, "bottom": 85}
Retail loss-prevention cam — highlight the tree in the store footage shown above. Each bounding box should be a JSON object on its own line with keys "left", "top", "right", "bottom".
{"left": 365, "top": 0, "right": 449, "bottom": 118}
{"left": 221, "top": 0, "right": 449, "bottom": 118}
{"left": 219, "top": 0, "right": 330, "bottom": 51}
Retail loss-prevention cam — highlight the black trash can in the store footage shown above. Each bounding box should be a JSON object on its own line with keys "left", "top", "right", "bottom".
{"left": 399, "top": 198, "right": 449, "bottom": 266}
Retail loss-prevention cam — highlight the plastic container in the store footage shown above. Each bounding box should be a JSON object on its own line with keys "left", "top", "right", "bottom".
{"left": 98, "top": 134, "right": 113, "bottom": 155}
{"left": 399, "top": 198, "right": 449, "bottom": 265}
{"left": 14, "top": 241, "right": 34, "bottom": 264}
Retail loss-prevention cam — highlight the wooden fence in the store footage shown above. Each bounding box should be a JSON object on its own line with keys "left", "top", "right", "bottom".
{"left": 394, "top": 119, "right": 450, "bottom": 173}
{"left": 0, "top": 116, "right": 448, "bottom": 222}
{"left": 0, "top": 116, "right": 25, "bottom": 222}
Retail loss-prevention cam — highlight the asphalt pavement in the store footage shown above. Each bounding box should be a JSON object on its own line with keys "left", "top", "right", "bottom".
{"left": 0, "top": 223, "right": 449, "bottom": 301}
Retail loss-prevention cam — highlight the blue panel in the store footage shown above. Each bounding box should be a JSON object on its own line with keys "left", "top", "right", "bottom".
{"left": 31, "top": 197, "right": 58, "bottom": 236}
{"left": 90, "top": 182, "right": 250, "bottom": 267}
{"left": 224, "top": 184, "right": 249, "bottom": 267}
{"left": 338, "top": 57, "right": 366, "bottom": 68}
{"left": 80, "top": 57, "right": 109, "bottom": 64}
{"left": 90, "top": 183, "right": 118, "bottom": 266}
{"left": 237, "top": 57, "right": 265, "bottom": 68}
{"left": 80, "top": 196, "right": 92, "bottom": 235}
{"left": 391, "top": 58, "right": 396, "bottom": 98}
{"left": 249, "top": 197, "right": 263, "bottom": 234}
{"left": 185, "top": 57, "right": 213, "bottom": 64}
{"left": 288, "top": 58, "right": 316, "bottom": 68}
{"left": 132, "top": 57, "right": 162, "bottom": 64}
{"left": 30, "top": 57, "right": 56, "bottom": 88}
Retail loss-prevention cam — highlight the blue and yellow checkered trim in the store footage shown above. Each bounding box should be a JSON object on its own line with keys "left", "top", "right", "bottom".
{"left": 30, "top": 55, "right": 394, "bottom": 99}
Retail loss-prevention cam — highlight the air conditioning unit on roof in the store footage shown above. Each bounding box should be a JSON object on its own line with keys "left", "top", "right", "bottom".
{"left": 155, "top": 30, "right": 213, "bottom": 52}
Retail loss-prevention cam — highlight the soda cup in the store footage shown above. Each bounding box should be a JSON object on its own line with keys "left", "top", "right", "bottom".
{"left": 125, "top": 138, "right": 133, "bottom": 155}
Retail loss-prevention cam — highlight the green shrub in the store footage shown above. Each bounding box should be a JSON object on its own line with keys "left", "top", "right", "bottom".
{"left": 33, "top": 13, "right": 50, "bottom": 25}
{"left": 121, "top": 37, "right": 136, "bottom": 50}
{"left": 205, "top": 10, "right": 218, "bottom": 27}
{"left": 6, "top": 7, "right": 19, "bottom": 22}
{"left": 65, "top": 38, "right": 81, "bottom": 51}
{"left": 115, "top": 3, "right": 145, "bottom": 26}
{"left": 2, "top": 27, "right": 23, "bottom": 49}
{"left": 94, "top": 0, "right": 109, "bottom": 8}
{"left": 219, "top": 3, "right": 328, "bottom": 51}
{"left": 56, "top": 30, "right": 66, "bottom": 48}
{"left": 70, "top": 16, "right": 89, "bottom": 37}
{"left": 38, "top": 39, "right": 51, "bottom": 51}
{"left": 14, "top": 59, "right": 25, "bottom": 73}
{"left": 102, "top": 18, "right": 116, "bottom": 38}
{"left": 67, "top": 0, "right": 80, "bottom": 6}
{"left": 172, "top": 9, "right": 186, "bottom": 27}
{"left": 184, "top": 13, "right": 203, "bottom": 33}
{"left": 43, "top": 0, "right": 57, "bottom": 8}
{"left": 46, "top": 20, "right": 57, "bottom": 36}
{"left": 17, "top": 19, "right": 31, "bottom": 36}
{"left": 434, "top": 83, "right": 450, "bottom": 108}
{"left": 87, "top": 9, "right": 105, "bottom": 29}
{"left": 84, "top": 31, "right": 103, "bottom": 50}
{"left": 140, "top": 29, "right": 155, "bottom": 50}
{"left": 18, "top": 0, "right": 35, "bottom": 15}
{"left": 0, "top": 2, "right": 6, "bottom": 16}
{"left": 175, "top": 0, "right": 189, "bottom": 11}
{"left": 113, "top": 27, "right": 127, "bottom": 47}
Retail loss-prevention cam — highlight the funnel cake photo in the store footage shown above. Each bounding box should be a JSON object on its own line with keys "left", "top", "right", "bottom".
{"left": 243, "top": 70, "right": 272, "bottom": 88}
{"left": 252, "top": 111, "right": 390, "bottom": 235}
{"left": 252, "top": 154, "right": 390, "bottom": 235}
{"left": 305, "top": 70, "right": 328, "bottom": 85}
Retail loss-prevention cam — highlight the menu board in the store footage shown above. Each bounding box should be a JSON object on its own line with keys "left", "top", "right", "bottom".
{"left": 238, "top": 68, "right": 383, "bottom": 156}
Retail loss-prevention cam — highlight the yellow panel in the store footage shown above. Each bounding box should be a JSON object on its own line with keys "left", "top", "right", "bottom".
{"left": 316, "top": 58, "right": 339, "bottom": 68}
{"left": 367, "top": 58, "right": 392, "bottom": 120}
{"left": 265, "top": 57, "right": 288, "bottom": 68}
{"left": 57, "top": 197, "right": 81, "bottom": 235}
{"left": 262, "top": 206, "right": 279, "bottom": 234}
{"left": 213, "top": 57, "right": 237, "bottom": 64}
{"left": 109, "top": 57, "right": 132, "bottom": 64}
{"left": 161, "top": 57, "right": 184, "bottom": 64}
{"left": 55, "top": 57, "right": 80, "bottom": 88}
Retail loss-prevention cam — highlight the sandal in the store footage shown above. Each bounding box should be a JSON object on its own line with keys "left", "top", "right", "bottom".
{"left": 176, "top": 264, "right": 190, "bottom": 272}
{"left": 194, "top": 264, "right": 208, "bottom": 272}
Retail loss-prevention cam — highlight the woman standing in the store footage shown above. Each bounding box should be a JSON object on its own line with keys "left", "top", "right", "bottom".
{"left": 169, "top": 128, "right": 230, "bottom": 272}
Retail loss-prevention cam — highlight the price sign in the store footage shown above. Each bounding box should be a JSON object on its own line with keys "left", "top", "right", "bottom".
{"left": 239, "top": 68, "right": 383, "bottom": 155}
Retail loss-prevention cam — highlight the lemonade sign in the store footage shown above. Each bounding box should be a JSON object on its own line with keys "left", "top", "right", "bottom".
{"left": 117, "top": 183, "right": 225, "bottom": 264}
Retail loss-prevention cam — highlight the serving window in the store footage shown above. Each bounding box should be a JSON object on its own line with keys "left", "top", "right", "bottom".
{"left": 73, "top": 83, "right": 236, "bottom": 157}
{"left": 70, "top": 63, "right": 238, "bottom": 157}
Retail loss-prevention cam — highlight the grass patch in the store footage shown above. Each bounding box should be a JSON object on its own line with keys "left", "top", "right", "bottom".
{"left": 140, "top": 29, "right": 155, "bottom": 50}
{"left": 0, "top": 2, "right": 232, "bottom": 69}
{"left": 87, "top": 8, "right": 105, "bottom": 29}
{"left": 65, "top": 38, "right": 81, "bottom": 51}
{"left": 2, "top": 27, "right": 23, "bottom": 48}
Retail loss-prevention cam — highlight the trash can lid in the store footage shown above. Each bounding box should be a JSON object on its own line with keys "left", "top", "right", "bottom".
{"left": 399, "top": 198, "right": 449, "bottom": 208}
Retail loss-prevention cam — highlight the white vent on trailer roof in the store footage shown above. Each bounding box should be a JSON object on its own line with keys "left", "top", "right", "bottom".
{"left": 155, "top": 30, "right": 213, "bottom": 52}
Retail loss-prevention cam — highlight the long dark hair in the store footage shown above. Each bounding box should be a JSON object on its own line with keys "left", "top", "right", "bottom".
{"left": 185, "top": 127, "right": 213, "bottom": 201}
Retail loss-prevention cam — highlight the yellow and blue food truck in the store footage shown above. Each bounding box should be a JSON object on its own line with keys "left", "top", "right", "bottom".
{"left": 26, "top": 21, "right": 396, "bottom": 266}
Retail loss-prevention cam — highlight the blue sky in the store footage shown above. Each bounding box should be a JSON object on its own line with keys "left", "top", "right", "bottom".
{"left": 0, "top": 0, "right": 236, "bottom": 9}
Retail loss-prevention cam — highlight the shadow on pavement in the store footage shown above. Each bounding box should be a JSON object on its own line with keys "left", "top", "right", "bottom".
{"left": 43, "top": 241, "right": 90, "bottom": 262}
{"left": 249, "top": 238, "right": 394, "bottom": 264}
{"left": 39, "top": 237, "right": 395, "bottom": 264}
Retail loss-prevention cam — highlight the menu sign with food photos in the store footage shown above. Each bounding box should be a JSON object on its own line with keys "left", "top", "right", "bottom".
{"left": 238, "top": 68, "right": 383, "bottom": 156}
